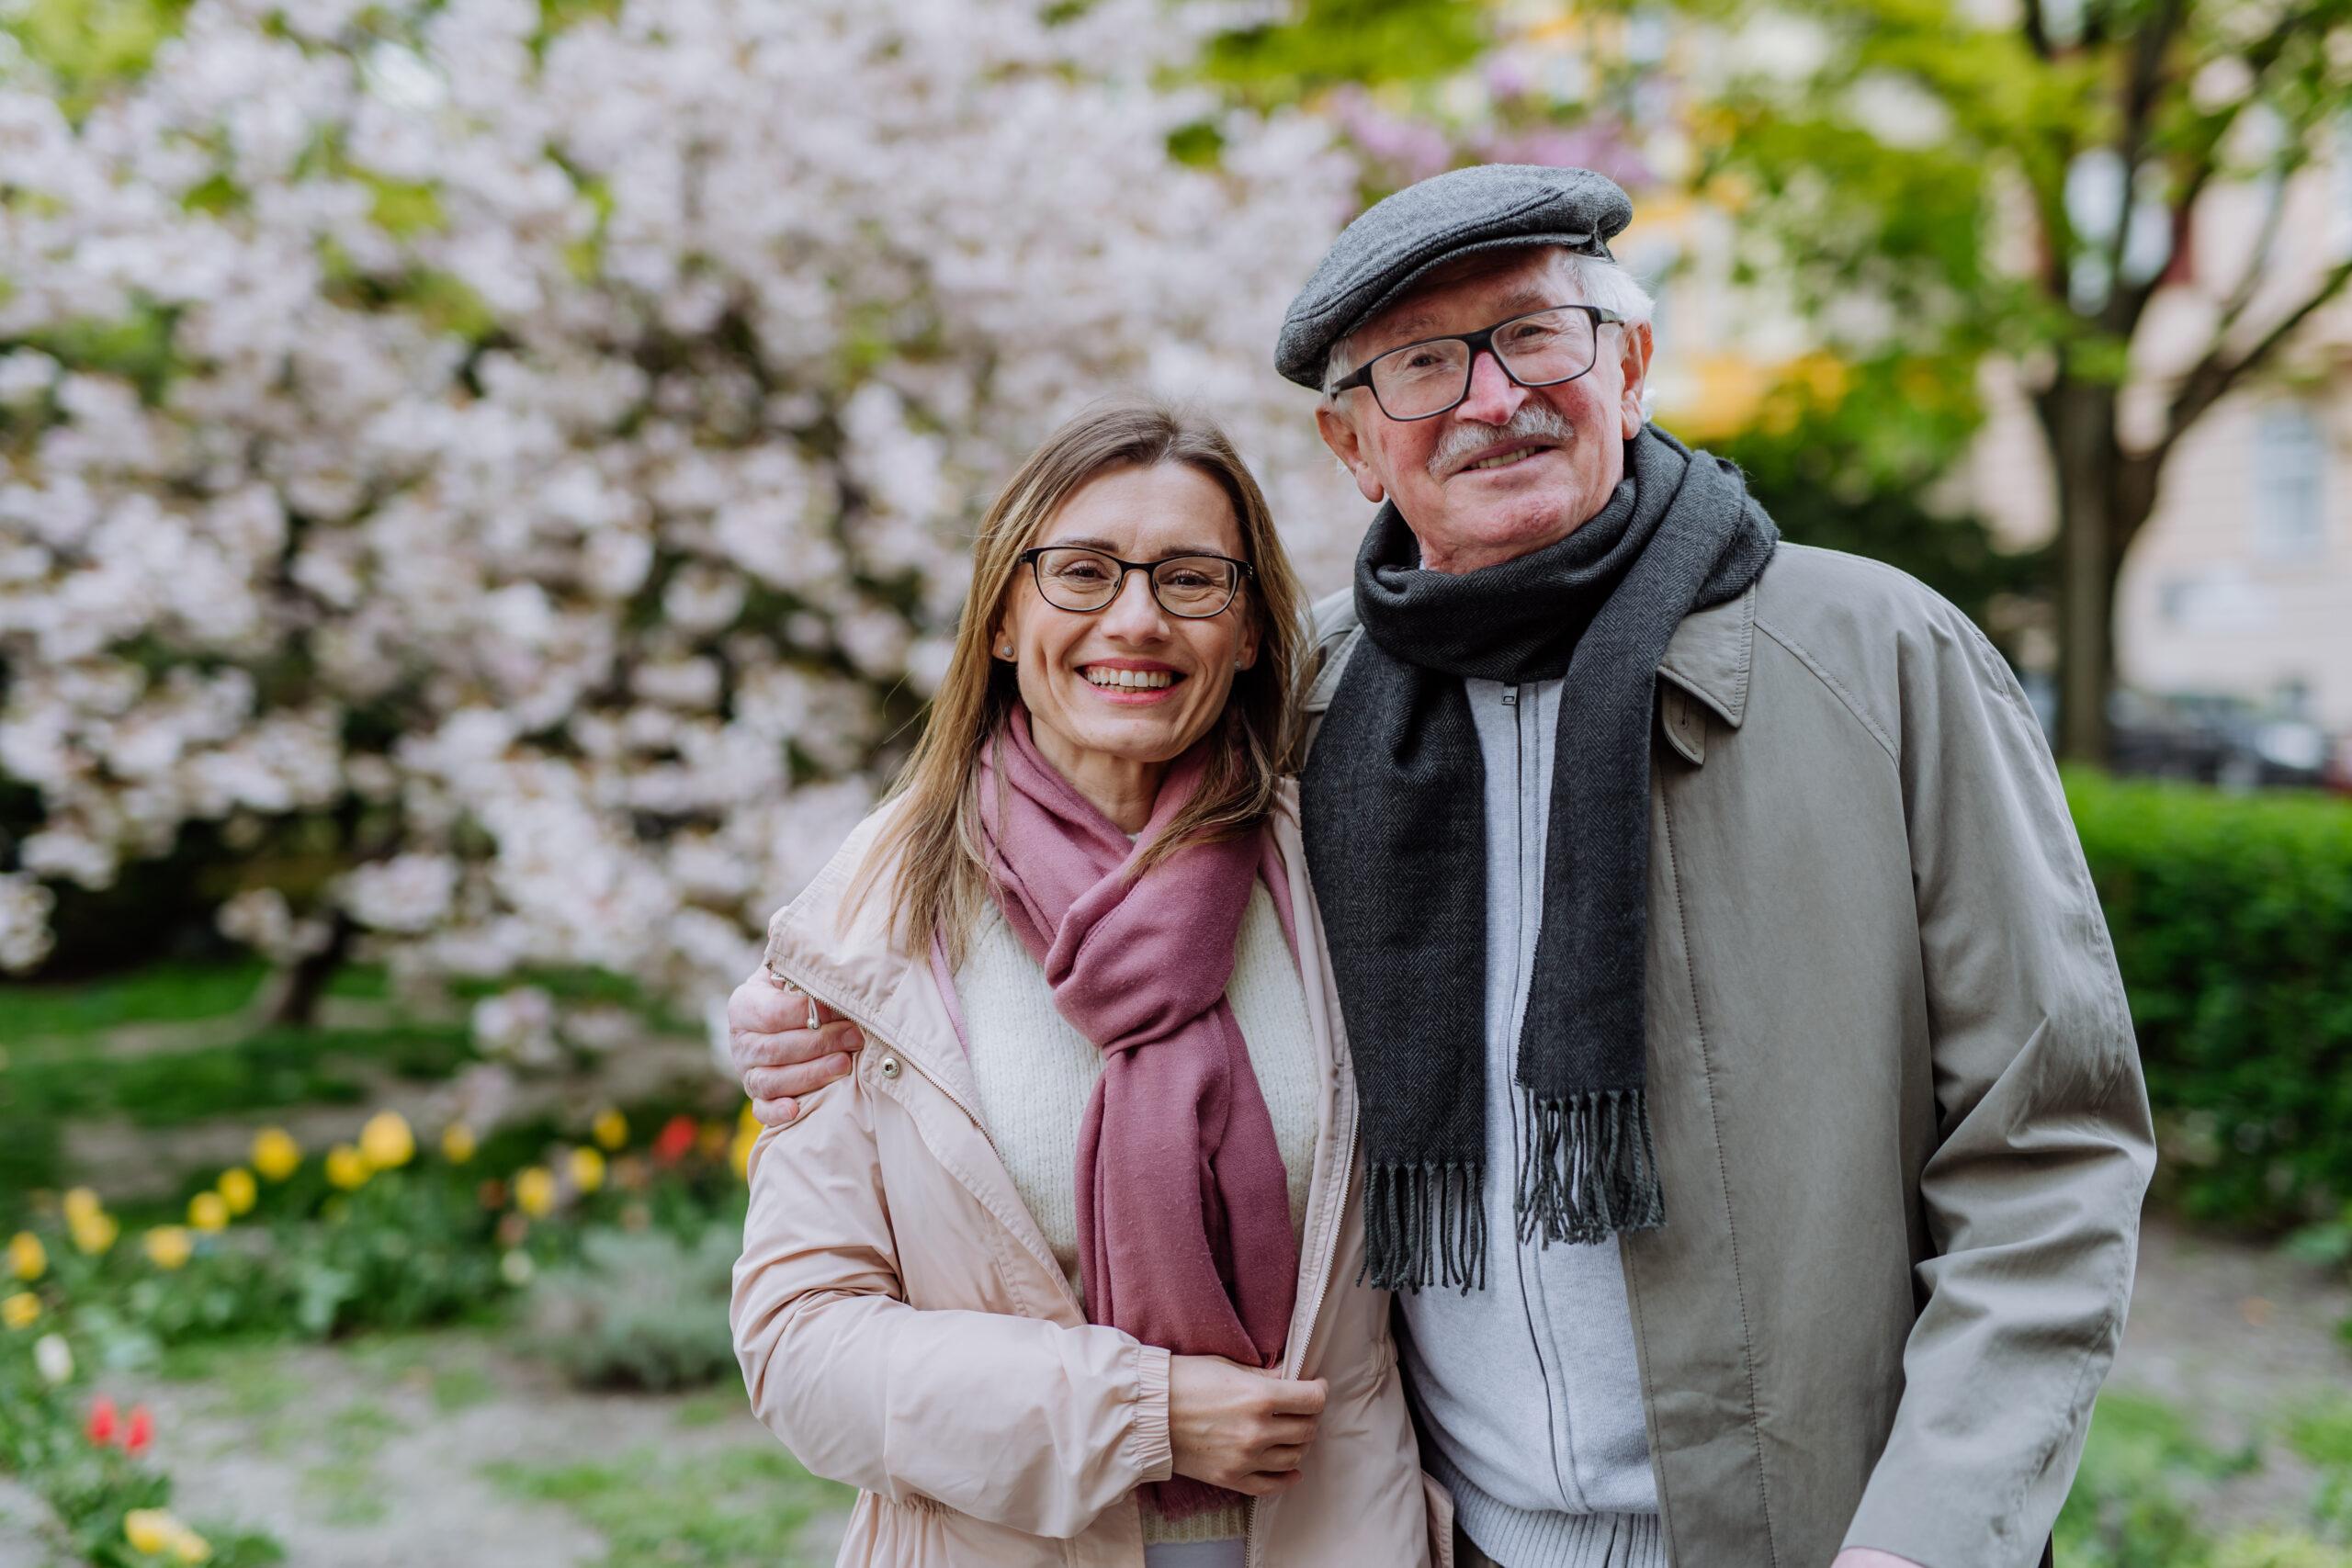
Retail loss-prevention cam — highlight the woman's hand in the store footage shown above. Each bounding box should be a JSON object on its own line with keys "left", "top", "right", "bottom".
{"left": 729, "top": 966, "right": 864, "bottom": 1126}
{"left": 1167, "top": 1356, "right": 1329, "bottom": 1496}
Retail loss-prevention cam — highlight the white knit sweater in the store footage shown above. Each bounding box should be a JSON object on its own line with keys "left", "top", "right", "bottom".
{"left": 955, "top": 885, "right": 1321, "bottom": 1547}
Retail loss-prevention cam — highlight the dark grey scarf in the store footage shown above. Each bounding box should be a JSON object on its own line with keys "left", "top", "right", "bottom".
{"left": 1301, "top": 426, "right": 1778, "bottom": 1292}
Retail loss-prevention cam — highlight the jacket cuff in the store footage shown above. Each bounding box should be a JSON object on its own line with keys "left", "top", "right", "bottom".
{"left": 1842, "top": 1481, "right": 2041, "bottom": 1568}
{"left": 1125, "top": 1342, "right": 1174, "bottom": 1484}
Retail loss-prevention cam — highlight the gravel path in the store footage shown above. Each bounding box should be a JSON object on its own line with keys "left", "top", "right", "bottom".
{"left": 2101, "top": 1211, "right": 2352, "bottom": 1530}
{"left": 68, "top": 1330, "right": 853, "bottom": 1568}
{"left": 6, "top": 1212, "right": 2342, "bottom": 1566}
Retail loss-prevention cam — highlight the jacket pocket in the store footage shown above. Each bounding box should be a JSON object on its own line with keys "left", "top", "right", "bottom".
{"left": 1420, "top": 1470, "right": 1457, "bottom": 1568}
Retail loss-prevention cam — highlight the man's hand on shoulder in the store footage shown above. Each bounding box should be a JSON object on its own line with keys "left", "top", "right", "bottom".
{"left": 1832, "top": 1551, "right": 1928, "bottom": 1568}
{"left": 729, "top": 966, "right": 864, "bottom": 1125}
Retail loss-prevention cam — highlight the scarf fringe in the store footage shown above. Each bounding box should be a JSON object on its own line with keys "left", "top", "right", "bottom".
{"left": 1362, "top": 1161, "right": 1487, "bottom": 1295}
{"left": 1514, "top": 1088, "right": 1666, "bottom": 1247}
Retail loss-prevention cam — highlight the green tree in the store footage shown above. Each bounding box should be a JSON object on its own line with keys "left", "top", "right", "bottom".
{"left": 1695, "top": 0, "right": 2352, "bottom": 759}
{"left": 1706, "top": 357, "right": 2052, "bottom": 655}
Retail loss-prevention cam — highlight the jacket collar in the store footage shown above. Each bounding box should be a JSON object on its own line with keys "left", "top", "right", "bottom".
{"left": 762, "top": 795, "right": 975, "bottom": 1101}
{"left": 1305, "top": 578, "right": 1760, "bottom": 730}
{"left": 1656, "top": 581, "right": 1757, "bottom": 729}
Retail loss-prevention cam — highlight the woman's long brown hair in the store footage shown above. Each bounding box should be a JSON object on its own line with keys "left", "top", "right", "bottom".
{"left": 856, "top": 399, "right": 1307, "bottom": 964}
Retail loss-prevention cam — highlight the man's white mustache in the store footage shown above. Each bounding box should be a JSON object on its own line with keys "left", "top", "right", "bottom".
{"left": 1428, "top": 405, "right": 1576, "bottom": 478}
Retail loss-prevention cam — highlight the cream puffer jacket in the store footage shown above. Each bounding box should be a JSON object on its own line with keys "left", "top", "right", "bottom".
{"left": 731, "top": 784, "right": 1453, "bottom": 1568}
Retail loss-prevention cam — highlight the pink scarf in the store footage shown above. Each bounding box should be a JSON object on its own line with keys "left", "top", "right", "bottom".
{"left": 977, "top": 707, "right": 1300, "bottom": 1519}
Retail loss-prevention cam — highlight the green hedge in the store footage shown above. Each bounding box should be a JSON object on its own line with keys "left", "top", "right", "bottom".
{"left": 2066, "top": 770, "right": 2352, "bottom": 1230}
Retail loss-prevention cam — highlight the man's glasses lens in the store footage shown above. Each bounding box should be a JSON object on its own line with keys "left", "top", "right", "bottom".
{"left": 1368, "top": 307, "right": 1600, "bottom": 420}
{"left": 1032, "top": 547, "right": 1240, "bottom": 616}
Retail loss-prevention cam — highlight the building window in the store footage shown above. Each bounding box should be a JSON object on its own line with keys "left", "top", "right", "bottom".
{"left": 2156, "top": 577, "right": 2195, "bottom": 625}
{"left": 2253, "top": 404, "right": 2327, "bottom": 563}
{"left": 2335, "top": 115, "right": 2352, "bottom": 257}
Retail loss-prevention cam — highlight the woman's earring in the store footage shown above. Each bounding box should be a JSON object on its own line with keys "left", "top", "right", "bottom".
{"left": 998, "top": 645, "right": 1013, "bottom": 659}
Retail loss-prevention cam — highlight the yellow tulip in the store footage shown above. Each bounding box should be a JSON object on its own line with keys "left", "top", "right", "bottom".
{"left": 360, "top": 1111, "right": 415, "bottom": 1170}
{"left": 123, "top": 1508, "right": 207, "bottom": 1561}
{"left": 7, "top": 1231, "right": 45, "bottom": 1280}
{"left": 187, "top": 1191, "right": 229, "bottom": 1233}
{"left": 2, "top": 1292, "right": 39, "bottom": 1330}
{"left": 217, "top": 1167, "right": 258, "bottom": 1215}
{"left": 514, "top": 1166, "right": 556, "bottom": 1217}
{"left": 441, "top": 1122, "right": 477, "bottom": 1164}
{"left": 568, "top": 1145, "right": 605, "bottom": 1194}
{"left": 124, "top": 1509, "right": 177, "bottom": 1555}
{"left": 731, "top": 1124, "right": 756, "bottom": 1182}
{"left": 143, "top": 1226, "right": 193, "bottom": 1270}
{"left": 62, "top": 1187, "right": 101, "bottom": 1224}
{"left": 251, "top": 1127, "right": 301, "bottom": 1181}
{"left": 739, "top": 1098, "right": 759, "bottom": 1131}
{"left": 591, "top": 1107, "right": 628, "bottom": 1150}
{"left": 324, "top": 1144, "right": 369, "bottom": 1190}
{"left": 69, "top": 1210, "right": 118, "bottom": 1257}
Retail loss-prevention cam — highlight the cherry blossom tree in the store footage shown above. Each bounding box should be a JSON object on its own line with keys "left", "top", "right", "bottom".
{"left": 0, "top": 0, "right": 1364, "bottom": 1015}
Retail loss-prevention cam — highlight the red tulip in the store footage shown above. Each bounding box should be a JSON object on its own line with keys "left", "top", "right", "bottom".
{"left": 652, "top": 1114, "right": 697, "bottom": 1165}
{"left": 123, "top": 1404, "right": 153, "bottom": 1455}
{"left": 85, "top": 1395, "right": 117, "bottom": 1446}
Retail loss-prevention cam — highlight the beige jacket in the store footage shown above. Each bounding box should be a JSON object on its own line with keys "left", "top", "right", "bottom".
{"left": 1306, "top": 542, "right": 2156, "bottom": 1568}
{"left": 732, "top": 786, "right": 1452, "bottom": 1568}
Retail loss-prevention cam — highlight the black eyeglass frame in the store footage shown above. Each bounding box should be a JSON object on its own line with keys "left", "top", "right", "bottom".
{"left": 1016, "top": 546, "right": 1256, "bottom": 620}
{"left": 1326, "top": 302, "right": 1631, "bottom": 422}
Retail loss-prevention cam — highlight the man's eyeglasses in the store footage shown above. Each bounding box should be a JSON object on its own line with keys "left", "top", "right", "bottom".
{"left": 1327, "top": 303, "right": 1629, "bottom": 422}
{"left": 1018, "top": 547, "right": 1253, "bottom": 619}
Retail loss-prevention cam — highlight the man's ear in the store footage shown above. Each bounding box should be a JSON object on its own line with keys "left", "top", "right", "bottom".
{"left": 1617, "top": 321, "right": 1654, "bottom": 440}
{"left": 1316, "top": 402, "right": 1387, "bottom": 506}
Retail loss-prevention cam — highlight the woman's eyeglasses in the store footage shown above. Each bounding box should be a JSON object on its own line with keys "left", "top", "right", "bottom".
{"left": 1018, "top": 547, "right": 1251, "bottom": 618}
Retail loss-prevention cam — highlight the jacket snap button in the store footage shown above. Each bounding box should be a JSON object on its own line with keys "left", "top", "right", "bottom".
{"left": 877, "top": 1055, "right": 900, "bottom": 1079}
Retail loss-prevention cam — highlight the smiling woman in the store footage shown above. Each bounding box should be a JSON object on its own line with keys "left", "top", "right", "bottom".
{"left": 862, "top": 400, "right": 1306, "bottom": 960}
{"left": 730, "top": 399, "right": 1446, "bottom": 1568}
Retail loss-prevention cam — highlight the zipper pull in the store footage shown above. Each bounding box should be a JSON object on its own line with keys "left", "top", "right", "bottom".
{"left": 1500, "top": 684, "right": 1518, "bottom": 707}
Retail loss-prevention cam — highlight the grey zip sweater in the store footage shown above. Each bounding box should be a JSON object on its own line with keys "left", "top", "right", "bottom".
{"left": 1391, "top": 673, "right": 1666, "bottom": 1568}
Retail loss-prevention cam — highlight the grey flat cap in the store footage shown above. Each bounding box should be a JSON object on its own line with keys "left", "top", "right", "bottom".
{"left": 1275, "top": 164, "right": 1634, "bottom": 389}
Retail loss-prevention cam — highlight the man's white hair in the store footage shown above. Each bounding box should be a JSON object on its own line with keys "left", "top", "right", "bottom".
{"left": 1321, "top": 250, "right": 1657, "bottom": 399}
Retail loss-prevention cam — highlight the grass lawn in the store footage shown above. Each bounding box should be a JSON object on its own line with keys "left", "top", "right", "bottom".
{"left": 0, "top": 957, "right": 708, "bottom": 1213}
{"left": 5, "top": 958, "right": 278, "bottom": 1038}
{"left": 96, "top": 1324, "right": 854, "bottom": 1568}
{"left": 486, "top": 1448, "right": 849, "bottom": 1568}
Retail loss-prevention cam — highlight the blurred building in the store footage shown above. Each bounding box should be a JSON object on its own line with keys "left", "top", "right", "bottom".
{"left": 1967, "top": 147, "right": 2352, "bottom": 735}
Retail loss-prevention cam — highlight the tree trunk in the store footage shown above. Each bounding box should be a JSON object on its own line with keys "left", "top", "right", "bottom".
{"left": 2040, "top": 379, "right": 2124, "bottom": 763}
{"left": 268, "top": 911, "right": 353, "bottom": 1029}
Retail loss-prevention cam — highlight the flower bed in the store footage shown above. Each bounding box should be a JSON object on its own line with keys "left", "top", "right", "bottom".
{"left": 2, "top": 1100, "right": 759, "bottom": 1563}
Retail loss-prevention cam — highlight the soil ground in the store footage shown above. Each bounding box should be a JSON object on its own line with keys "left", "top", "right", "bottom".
{"left": 5, "top": 1211, "right": 2341, "bottom": 1567}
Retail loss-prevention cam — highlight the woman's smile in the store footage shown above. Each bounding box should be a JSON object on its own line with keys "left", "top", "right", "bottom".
{"left": 1078, "top": 659, "right": 1186, "bottom": 703}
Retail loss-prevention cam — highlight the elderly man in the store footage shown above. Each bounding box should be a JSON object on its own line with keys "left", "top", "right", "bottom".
{"left": 727, "top": 166, "right": 2154, "bottom": 1568}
